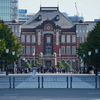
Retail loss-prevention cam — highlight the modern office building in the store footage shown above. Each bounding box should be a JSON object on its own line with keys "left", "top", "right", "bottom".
{"left": 5, "top": 7, "right": 96, "bottom": 71}
{"left": 18, "top": 9, "right": 35, "bottom": 21}
{"left": 0, "top": 0, "right": 18, "bottom": 21}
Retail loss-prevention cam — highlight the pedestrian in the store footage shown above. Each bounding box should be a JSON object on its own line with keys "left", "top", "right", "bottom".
{"left": 32, "top": 66, "right": 37, "bottom": 79}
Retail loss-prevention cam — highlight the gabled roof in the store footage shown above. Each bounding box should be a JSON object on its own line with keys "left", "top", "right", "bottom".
{"left": 22, "top": 7, "right": 74, "bottom": 29}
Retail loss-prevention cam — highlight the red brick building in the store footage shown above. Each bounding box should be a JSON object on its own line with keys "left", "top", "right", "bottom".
{"left": 7, "top": 7, "right": 96, "bottom": 71}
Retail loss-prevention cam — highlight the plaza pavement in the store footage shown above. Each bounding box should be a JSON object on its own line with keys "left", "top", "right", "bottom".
{"left": 0, "top": 73, "right": 99, "bottom": 89}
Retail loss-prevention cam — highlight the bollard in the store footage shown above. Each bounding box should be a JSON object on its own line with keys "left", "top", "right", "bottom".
{"left": 66, "top": 76, "right": 68, "bottom": 88}
{"left": 95, "top": 76, "right": 97, "bottom": 88}
{"left": 70, "top": 76, "right": 72, "bottom": 88}
{"left": 42, "top": 76, "right": 43, "bottom": 88}
{"left": 38, "top": 76, "right": 40, "bottom": 88}
{"left": 9, "top": 77, "right": 11, "bottom": 88}
{"left": 13, "top": 77, "right": 15, "bottom": 88}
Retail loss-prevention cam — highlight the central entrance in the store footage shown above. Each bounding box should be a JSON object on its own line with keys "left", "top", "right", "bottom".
{"left": 45, "top": 61, "right": 51, "bottom": 67}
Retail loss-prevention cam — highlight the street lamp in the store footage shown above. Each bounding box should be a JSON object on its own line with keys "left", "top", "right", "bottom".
{"left": 79, "top": 56, "right": 82, "bottom": 73}
{"left": 88, "top": 51, "right": 91, "bottom": 65}
{"left": 75, "top": 58, "right": 78, "bottom": 73}
{"left": 33, "top": 53, "right": 35, "bottom": 66}
{"left": 83, "top": 54, "right": 86, "bottom": 74}
{"left": 12, "top": 51, "right": 15, "bottom": 74}
{"left": 16, "top": 54, "right": 20, "bottom": 73}
{"left": 88, "top": 51, "right": 91, "bottom": 74}
{"left": 5, "top": 49, "right": 9, "bottom": 75}
{"left": 95, "top": 49, "right": 98, "bottom": 76}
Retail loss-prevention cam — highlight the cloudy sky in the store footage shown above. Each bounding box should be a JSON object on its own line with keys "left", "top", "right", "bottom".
{"left": 19, "top": 0, "right": 100, "bottom": 21}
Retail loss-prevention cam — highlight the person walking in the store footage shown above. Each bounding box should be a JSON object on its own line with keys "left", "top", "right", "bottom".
{"left": 32, "top": 66, "right": 37, "bottom": 79}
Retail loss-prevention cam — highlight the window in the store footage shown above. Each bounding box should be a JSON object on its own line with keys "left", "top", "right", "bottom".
{"left": 26, "top": 35, "right": 30, "bottom": 43}
{"left": 61, "top": 35, "right": 65, "bottom": 43}
{"left": 66, "top": 35, "right": 70, "bottom": 43}
{"left": 72, "top": 35, "right": 76, "bottom": 43}
{"left": 72, "top": 46, "right": 76, "bottom": 55}
{"left": 61, "top": 46, "right": 65, "bottom": 55}
{"left": 46, "top": 36, "right": 51, "bottom": 43}
{"left": 66, "top": 46, "right": 70, "bottom": 55}
{"left": 80, "top": 36, "right": 84, "bottom": 43}
{"left": 22, "top": 46, "right": 25, "bottom": 54}
{"left": 26, "top": 46, "right": 30, "bottom": 55}
{"left": 21, "top": 35, "right": 25, "bottom": 43}
{"left": 32, "top": 35, "right": 36, "bottom": 43}
{"left": 46, "top": 46, "right": 52, "bottom": 54}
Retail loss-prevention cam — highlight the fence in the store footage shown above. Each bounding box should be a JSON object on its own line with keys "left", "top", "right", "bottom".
{"left": 0, "top": 75, "right": 100, "bottom": 89}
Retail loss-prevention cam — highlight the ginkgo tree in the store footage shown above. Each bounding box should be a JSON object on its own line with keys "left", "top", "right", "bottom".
{"left": 78, "top": 21, "right": 100, "bottom": 74}
{"left": 0, "top": 20, "right": 22, "bottom": 67}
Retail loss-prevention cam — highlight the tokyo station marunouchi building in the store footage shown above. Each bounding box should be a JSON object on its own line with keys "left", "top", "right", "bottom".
{"left": 7, "top": 7, "right": 96, "bottom": 70}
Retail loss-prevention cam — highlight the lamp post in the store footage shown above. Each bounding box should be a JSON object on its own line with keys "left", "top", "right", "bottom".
{"left": 83, "top": 54, "right": 86, "bottom": 74}
{"left": 95, "top": 49, "right": 98, "bottom": 76}
{"left": 33, "top": 53, "right": 35, "bottom": 66}
{"left": 88, "top": 51, "right": 91, "bottom": 74}
{"left": 79, "top": 56, "right": 81, "bottom": 73}
{"left": 16, "top": 54, "right": 20, "bottom": 73}
{"left": 5, "top": 49, "right": 9, "bottom": 75}
{"left": 75, "top": 58, "right": 78, "bottom": 73}
{"left": 12, "top": 51, "right": 15, "bottom": 74}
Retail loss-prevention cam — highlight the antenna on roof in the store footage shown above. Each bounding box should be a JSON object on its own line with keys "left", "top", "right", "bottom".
{"left": 75, "top": 2, "right": 79, "bottom": 16}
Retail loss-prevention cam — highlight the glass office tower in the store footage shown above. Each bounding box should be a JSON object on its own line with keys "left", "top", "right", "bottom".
{"left": 0, "top": 0, "right": 18, "bottom": 21}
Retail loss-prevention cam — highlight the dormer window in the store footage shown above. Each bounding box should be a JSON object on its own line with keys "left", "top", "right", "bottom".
{"left": 56, "top": 15, "right": 60, "bottom": 21}
{"left": 38, "top": 15, "right": 42, "bottom": 21}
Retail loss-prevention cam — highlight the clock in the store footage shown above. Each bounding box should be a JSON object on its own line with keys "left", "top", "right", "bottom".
{"left": 46, "top": 25, "right": 51, "bottom": 30}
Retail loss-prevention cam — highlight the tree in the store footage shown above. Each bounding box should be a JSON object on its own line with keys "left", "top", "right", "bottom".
{"left": 64, "top": 62, "right": 72, "bottom": 69}
{"left": 32, "top": 60, "right": 41, "bottom": 67}
{"left": 0, "top": 20, "right": 22, "bottom": 65}
{"left": 0, "top": 39, "right": 6, "bottom": 57}
{"left": 78, "top": 21, "right": 100, "bottom": 67}
{"left": 56, "top": 61, "right": 64, "bottom": 68}
{"left": 24, "top": 62, "right": 31, "bottom": 68}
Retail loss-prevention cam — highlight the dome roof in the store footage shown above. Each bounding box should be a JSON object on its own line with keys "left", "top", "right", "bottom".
{"left": 12, "top": 19, "right": 18, "bottom": 23}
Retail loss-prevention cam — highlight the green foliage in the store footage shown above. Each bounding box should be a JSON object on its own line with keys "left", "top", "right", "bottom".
{"left": 57, "top": 61, "right": 64, "bottom": 68}
{"left": 64, "top": 62, "right": 72, "bottom": 69}
{"left": 78, "top": 21, "right": 100, "bottom": 66}
{"left": 0, "top": 20, "right": 22, "bottom": 64}
{"left": 56, "top": 61, "right": 72, "bottom": 69}
{"left": 24, "top": 62, "right": 31, "bottom": 68}
{"left": 0, "top": 39, "right": 6, "bottom": 57}
{"left": 32, "top": 60, "right": 41, "bottom": 67}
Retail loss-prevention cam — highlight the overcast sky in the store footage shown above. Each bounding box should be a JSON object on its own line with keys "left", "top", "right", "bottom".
{"left": 18, "top": 0, "right": 100, "bottom": 21}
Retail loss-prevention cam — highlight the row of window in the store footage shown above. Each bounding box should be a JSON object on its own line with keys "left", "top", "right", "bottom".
{"left": 21, "top": 35, "right": 85, "bottom": 43}
{"left": 61, "top": 35, "right": 76, "bottom": 43}
{"left": 61, "top": 46, "right": 76, "bottom": 55}
{"left": 22, "top": 45, "right": 76, "bottom": 55}
{"left": 21, "top": 35, "right": 36, "bottom": 43}
{"left": 22, "top": 46, "right": 35, "bottom": 55}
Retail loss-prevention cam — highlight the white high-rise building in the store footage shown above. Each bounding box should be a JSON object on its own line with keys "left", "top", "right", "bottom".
{"left": 0, "top": 0, "right": 18, "bottom": 21}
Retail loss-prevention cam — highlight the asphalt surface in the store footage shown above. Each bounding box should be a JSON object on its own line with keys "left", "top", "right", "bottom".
{"left": 0, "top": 89, "right": 100, "bottom": 100}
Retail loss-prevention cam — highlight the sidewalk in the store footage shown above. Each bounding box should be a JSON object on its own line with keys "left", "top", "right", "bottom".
{"left": 0, "top": 73, "right": 99, "bottom": 89}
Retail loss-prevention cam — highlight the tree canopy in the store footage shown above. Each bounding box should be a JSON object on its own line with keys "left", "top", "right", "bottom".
{"left": 78, "top": 21, "right": 100, "bottom": 66}
{"left": 0, "top": 20, "right": 22, "bottom": 64}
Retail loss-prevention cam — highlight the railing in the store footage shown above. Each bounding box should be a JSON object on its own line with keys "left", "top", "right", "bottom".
{"left": 0, "top": 75, "right": 100, "bottom": 89}
{"left": 0, "top": 76, "right": 11, "bottom": 89}
{"left": 70, "top": 76, "right": 100, "bottom": 88}
{"left": 41, "top": 76, "right": 68, "bottom": 88}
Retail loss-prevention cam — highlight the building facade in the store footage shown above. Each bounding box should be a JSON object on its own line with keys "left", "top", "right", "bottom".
{"left": 6, "top": 7, "right": 96, "bottom": 71}
{"left": 0, "top": 0, "right": 18, "bottom": 21}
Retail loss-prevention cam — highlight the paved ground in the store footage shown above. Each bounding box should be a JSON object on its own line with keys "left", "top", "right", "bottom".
{"left": 0, "top": 89, "right": 100, "bottom": 100}
{"left": 0, "top": 73, "right": 100, "bottom": 89}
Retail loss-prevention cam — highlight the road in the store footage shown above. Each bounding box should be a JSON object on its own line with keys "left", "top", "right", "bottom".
{"left": 0, "top": 89, "right": 100, "bottom": 100}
